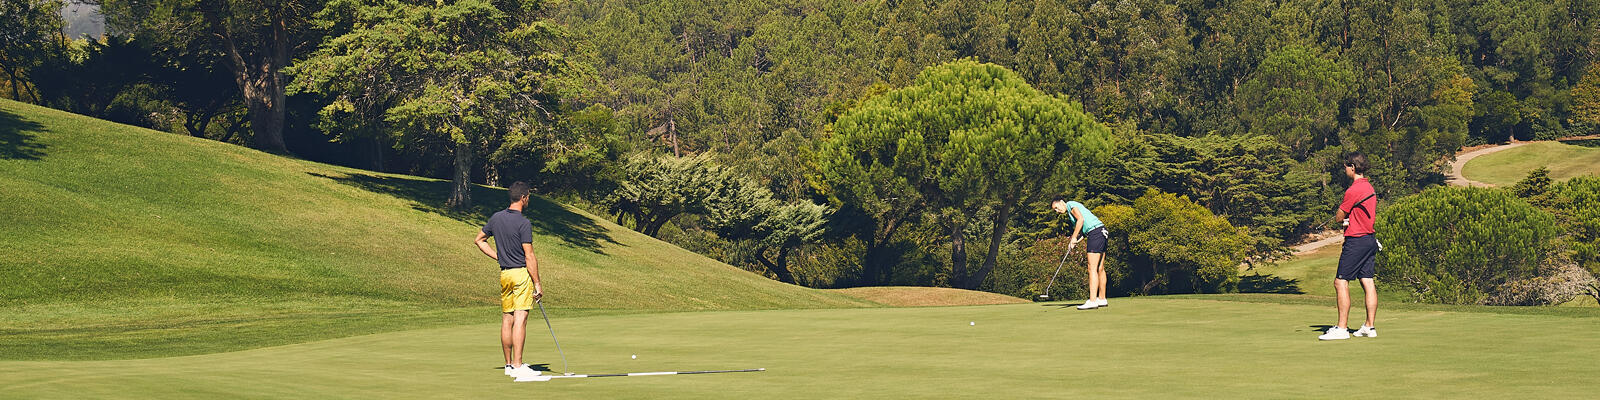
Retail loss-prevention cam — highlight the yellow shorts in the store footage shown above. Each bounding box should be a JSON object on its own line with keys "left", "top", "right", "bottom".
{"left": 499, "top": 268, "right": 534, "bottom": 313}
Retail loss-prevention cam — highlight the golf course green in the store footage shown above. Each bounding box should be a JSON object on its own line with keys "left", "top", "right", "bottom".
{"left": 3, "top": 299, "right": 1598, "bottom": 398}
{"left": 5, "top": 99, "right": 1600, "bottom": 398}
{"left": 1461, "top": 140, "right": 1600, "bottom": 186}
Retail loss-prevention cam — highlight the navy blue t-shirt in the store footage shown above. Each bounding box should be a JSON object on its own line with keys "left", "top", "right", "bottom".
{"left": 482, "top": 209, "right": 533, "bottom": 269}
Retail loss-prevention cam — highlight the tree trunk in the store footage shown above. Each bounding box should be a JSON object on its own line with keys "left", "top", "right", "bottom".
{"left": 967, "top": 203, "right": 1012, "bottom": 290}
{"left": 184, "top": 107, "right": 219, "bottom": 138}
{"left": 755, "top": 246, "right": 797, "bottom": 284}
{"left": 447, "top": 142, "right": 473, "bottom": 209}
{"left": 862, "top": 216, "right": 902, "bottom": 286}
{"left": 2, "top": 66, "right": 19, "bottom": 101}
{"left": 643, "top": 212, "right": 678, "bottom": 237}
{"left": 242, "top": 87, "right": 287, "bottom": 152}
{"left": 367, "top": 136, "right": 385, "bottom": 171}
{"left": 204, "top": 0, "right": 290, "bottom": 154}
{"left": 949, "top": 214, "right": 968, "bottom": 288}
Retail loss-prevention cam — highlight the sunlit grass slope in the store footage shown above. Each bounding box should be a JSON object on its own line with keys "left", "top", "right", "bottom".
{"left": 1462, "top": 140, "right": 1600, "bottom": 186}
{"left": 0, "top": 99, "right": 870, "bottom": 360}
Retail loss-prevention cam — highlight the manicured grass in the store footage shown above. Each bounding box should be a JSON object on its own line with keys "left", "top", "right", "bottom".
{"left": 1461, "top": 141, "right": 1600, "bottom": 186}
{"left": 1, "top": 298, "right": 1596, "bottom": 399}
{"left": 1241, "top": 244, "right": 1404, "bottom": 301}
{"left": 0, "top": 99, "right": 870, "bottom": 360}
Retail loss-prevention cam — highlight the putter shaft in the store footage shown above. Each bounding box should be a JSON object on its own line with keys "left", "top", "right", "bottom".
{"left": 1040, "top": 243, "right": 1075, "bottom": 298}
{"left": 536, "top": 299, "right": 570, "bottom": 375}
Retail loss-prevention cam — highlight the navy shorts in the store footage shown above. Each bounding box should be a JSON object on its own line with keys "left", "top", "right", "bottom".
{"left": 1084, "top": 227, "right": 1108, "bottom": 254}
{"left": 1337, "top": 234, "right": 1378, "bottom": 280}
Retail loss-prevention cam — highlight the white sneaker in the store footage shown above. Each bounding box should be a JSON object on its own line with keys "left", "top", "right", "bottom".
{"left": 510, "top": 365, "right": 541, "bottom": 378}
{"left": 1354, "top": 325, "right": 1377, "bottom": 338}
{"left": 1318, "top": 326, "right": 1351, "bottom": 340}
{"left": 1076, "top": 301, "right": 1099, "bottom": 310}
{"left": 1096, "top": 298, "right": 1109, "bottom": 307}
{"left": 504, "top": 363, "right": 535, "bottom": 376}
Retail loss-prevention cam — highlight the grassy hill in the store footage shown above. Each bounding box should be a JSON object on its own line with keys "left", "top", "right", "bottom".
{"left": 0, "top": 99, "right": 873, "bottom": 360}
{"left": 1461, "top": 140, "right": 1600, "bottom": 186}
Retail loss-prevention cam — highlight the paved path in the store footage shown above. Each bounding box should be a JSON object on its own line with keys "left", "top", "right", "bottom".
{"left": 1293, "top": 234, "right": 1342, "bottom": 255}
{"left": 1447, "top": 142, "right": 1530, "bottom": 187}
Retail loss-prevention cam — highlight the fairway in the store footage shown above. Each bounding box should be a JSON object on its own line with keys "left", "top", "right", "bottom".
{"left": 1, "top": 298, "right": 1597, "bottom": 399}
{"left": 1460, "top": 140, "right": 1600, "bottom": 186}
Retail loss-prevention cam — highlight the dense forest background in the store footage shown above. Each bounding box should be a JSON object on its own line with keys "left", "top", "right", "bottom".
{"left": 5, "top": 0, "right": 1600, "bottom": 299}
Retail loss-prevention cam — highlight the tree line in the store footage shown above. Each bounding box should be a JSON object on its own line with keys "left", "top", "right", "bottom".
{"left": 4, "top": 0, "right": 1599, "bottom": 298}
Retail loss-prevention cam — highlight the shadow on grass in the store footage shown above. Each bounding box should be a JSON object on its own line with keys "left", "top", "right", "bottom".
{"left": 1039, "top": 303, "right": 1097, "bottom": 310}
{"left": 0, "top": 108, "right": 47, "bottom": 160}
{"left": 1560, "top": 138, "right": 1600, "bottom": 148}
{"left": 309, "top": 172, "right": 617, "bottom": 253}
{"left": 1239, "top": 274, "right": 1304, "bottom": 294}
{"left": 491, "top": 363, "right": 552, "bottom": 372}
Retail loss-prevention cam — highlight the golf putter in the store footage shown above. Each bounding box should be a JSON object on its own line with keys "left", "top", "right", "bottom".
{"left": 535, "top": 299, "right": 573, "bottom": 376}
{"left": 1038, "top": 242, "right": 1076, "bottom": 300}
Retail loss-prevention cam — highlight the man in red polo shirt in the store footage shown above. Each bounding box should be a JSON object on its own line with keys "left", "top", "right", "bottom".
{"left": 1320, "top": 152, "right": 1380, "bottom": 341}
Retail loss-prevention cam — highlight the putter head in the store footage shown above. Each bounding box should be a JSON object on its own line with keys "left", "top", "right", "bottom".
{"left": 1038, "top": 294, "right": 1050, "bottom": 299}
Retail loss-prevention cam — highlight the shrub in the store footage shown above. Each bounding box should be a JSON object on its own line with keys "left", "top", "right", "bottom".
{"left": 986, "top": 236, "right": 1088, "bottom": 301}
{"left": 1096, "top": 190, "right": 1254, "bottom": 295}
{"left": 1487, "top": 261, "right": 1596, "bottom": 306}
{"left": 1543, "top": 176, "right": 1600, "bottom": 303}
{"left": 1377, "top": 187, "right": 1558, "bottom": 304}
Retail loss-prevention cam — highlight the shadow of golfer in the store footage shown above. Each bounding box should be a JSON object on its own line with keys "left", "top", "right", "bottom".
{"left": 1039, "top": 303, "right": 1097, "bottom": 310}
{"left": 492, "top": 363, "right": 552, "bottom": 372}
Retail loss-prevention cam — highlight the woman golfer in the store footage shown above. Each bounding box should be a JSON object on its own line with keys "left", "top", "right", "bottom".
{"left": 1053, "top": 198, "right": 1110, "bottom": 310}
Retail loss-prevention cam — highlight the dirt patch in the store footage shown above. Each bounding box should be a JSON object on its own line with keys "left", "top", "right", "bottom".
{"left": 827, "top": 286, "right": 1029, "bottom": 307}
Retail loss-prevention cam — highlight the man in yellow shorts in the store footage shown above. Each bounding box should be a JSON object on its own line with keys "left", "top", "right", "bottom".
{"left": 474, "top": 181, "right": 544, "bottom": 379}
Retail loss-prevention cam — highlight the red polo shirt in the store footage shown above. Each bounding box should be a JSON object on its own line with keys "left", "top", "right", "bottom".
{"left": 1340, "top": 177, "right": 1377, "bottom": 237}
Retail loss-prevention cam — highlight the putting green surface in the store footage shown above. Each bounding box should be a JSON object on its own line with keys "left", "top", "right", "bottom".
{"left": 1461, "top": 140, "right": 1600, "bottom": 186}
{"left": 2, "top": 298, "right": 1596, "bottom": 399}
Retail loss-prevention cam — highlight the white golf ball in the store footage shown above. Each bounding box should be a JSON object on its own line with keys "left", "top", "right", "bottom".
{"left": 631, "top": 354, "right": 637, "bottom": 359}
{"left": 970, "top": 321, "right": 975, "bottom": 326}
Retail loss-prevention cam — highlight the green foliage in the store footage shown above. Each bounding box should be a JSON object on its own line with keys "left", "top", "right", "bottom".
{"left": 1056, "top": 129, "right": 1321, "bottom": 245}
{"left": 1510, "top": 166, "right": 1553, "bottom": 199}
{"left": 606, "top": 153, "right": 724, "bottom": 236}
{"left": 1237, "top": 45, "right": 1353, "bottom": 159}
{"left": 1378, "top": 187, "right": 1558, "bottom": 305}
{"left": 1541, "top": 177, "right": 1600, "bottom": 302}
{"left": 1572, "top": 65, "right": 1600, "bottom": 127}
{"left": 1474, "top": 89, "right": 1523, "bottom": 143}
{"left": 1096, "top": 190, "right": 1254, "bottom": 295}
{"left": 491, "top": 104, "right": 628, "bottom": 197}
{"left": 817, "top": 60, "right": 1111, "bottom": 288}
{"left": 0, "top": 0, "right": 64, "bottom": 103}
{"left": 605, "top": 152, "right": 826, "bottom": 282}
{"left": 289, "top": 0, "right": 582, "bottom": 208}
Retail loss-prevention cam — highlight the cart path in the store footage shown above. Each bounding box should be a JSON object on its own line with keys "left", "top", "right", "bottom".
{"left": 1448, "top": 142, "right": 1531, "bottom": 187}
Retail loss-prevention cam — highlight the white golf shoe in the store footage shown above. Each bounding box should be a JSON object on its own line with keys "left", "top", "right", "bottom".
{"left": 1076, "top": 301, "right": 1099, "bottom": 310}
{"left": 1096, "top": 298, "right": 1109, "bottom": 307}
{"left": 1318, "top": 326, "right": 1351, "bottom": 340}
{"left": 1354, "top": 325, "right": 1378, "bottom": 338}
{"left": 505, "top": 363, "right": 536, "bottom": 376}
{"left": 510, "top": 365, "right": 542, "bottom": 379}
